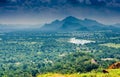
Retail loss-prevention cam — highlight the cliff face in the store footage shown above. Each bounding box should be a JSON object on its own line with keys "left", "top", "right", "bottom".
{"left": 109, "top": 62, "right": 120, "bottom": 69}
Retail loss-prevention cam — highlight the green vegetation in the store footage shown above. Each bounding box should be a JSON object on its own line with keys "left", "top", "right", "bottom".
{"left": 100, "top": 43, "right": 120, "bottom": 48}
{"left": 0, "top": 31, "right": 120, "bottom": 77}
{"left": 37, "top": 69, "right": 120, "bottom": 77}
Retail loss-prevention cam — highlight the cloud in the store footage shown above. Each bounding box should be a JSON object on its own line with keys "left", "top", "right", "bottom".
{"left": 0, "top": 0, "right": 8, "bottom": 3}
{"left": 0, "top": 0, "right": 120, "bottom": 24}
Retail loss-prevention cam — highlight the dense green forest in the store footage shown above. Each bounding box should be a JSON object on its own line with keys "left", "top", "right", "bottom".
{"left": 0, "top": 31, "right": 120, "bottom": 77}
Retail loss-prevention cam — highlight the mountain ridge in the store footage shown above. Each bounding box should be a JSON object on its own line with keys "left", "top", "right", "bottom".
{"left": 40, "top": 16, "right": 116, "bottom": 32}
{"left": 0, "top": 16, "right": 120, "bottom": 32}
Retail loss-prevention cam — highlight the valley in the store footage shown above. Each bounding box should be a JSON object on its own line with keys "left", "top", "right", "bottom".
{"left": 1, "top": 0, "right": 120, "bottom": 77}
{"left": 0, "top": 31, "right": 120, "bottom": 77}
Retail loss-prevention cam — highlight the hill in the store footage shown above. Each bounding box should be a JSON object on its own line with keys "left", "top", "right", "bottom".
{"left": 40, "top": 16, "right": 119, "bottom": 32}
{"left": 0, "top": 24, "right": 41, "bottom": 32}
{"left": 37, "top": 69, "right": 120, "bottom": 77}
{"left": 0, "top": 16, "right": 120, "bottom": 32}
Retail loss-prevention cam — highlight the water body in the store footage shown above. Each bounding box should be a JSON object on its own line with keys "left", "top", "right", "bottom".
{"left": 69, "top": 38, "right": 95, "bottom": 45}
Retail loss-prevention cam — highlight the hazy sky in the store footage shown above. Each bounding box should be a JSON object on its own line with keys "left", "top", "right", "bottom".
{"left": 0, "top": 0, "right": 120, "bottom": 25}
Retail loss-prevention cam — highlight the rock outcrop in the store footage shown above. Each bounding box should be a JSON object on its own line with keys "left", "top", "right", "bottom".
{"left": 108, "top": 62, "right": 120, "bottom": 69}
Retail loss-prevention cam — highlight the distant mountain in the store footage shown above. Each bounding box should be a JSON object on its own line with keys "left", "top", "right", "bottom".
{"left": 0, "top": 16, "right": 120, "bottom": 32}
{"left": 113, "top": 23, "right": 120, "bottom": 28}
{"left": 60, "top": 16, "right": 88, "bottom": 31}
{"left": 0, "top": 24, "right": 41, "bottom": 32}
{"left": 40, "top": 20, "right": 62, "bottom": 31}
{"left": 40, "top": 16, "right": 116, "bottom": 32}
{"left": 0, "top": 24, "right": 16, "bottom": 32}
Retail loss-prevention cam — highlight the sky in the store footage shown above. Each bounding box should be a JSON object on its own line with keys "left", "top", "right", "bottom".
{"left": 0, "top": 0, "right": 120, "bottom": 25}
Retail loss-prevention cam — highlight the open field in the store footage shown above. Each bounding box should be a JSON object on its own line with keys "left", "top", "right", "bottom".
{"left": 100, "top": 43, "right": 120, "bottom": 48}
{"left": 37, "top": 69, "right": 120, "bottom": 77}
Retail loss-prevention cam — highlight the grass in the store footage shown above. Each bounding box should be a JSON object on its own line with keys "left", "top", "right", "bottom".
{"left": 100, "top": 43, "right": 120, "bottom": 48}
{"left": 37, "top": 69, "right": 120, "bottom": 77}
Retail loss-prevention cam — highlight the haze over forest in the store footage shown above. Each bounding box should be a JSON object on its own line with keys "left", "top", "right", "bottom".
{"left": 0, "top": 0, "right": 120, "bottom": 77}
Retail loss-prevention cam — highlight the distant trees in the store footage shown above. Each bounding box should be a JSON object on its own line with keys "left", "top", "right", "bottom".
{"left": 47, "top": 52, "right": 99, "bottom": 74}
{"left": 0, "top": 31, "right": 119, "bottom": 77}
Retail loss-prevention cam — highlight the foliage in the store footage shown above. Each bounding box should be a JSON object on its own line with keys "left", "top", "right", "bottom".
{"left": 37, "top": 69, "right": 120, "bottom": 77}
{"left": 100, "top": 43, "right": 120, "bottom": 48}
{"left": 0, "top": 31, "right": 120, "bottom": 77}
